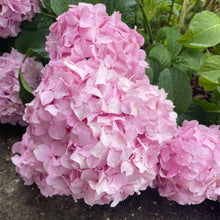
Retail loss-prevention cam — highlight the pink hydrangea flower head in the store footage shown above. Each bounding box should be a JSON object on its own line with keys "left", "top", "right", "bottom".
{"left": 0, "top": 0, "right": 40, "bottom": 38}
{"left": 46, "top": 3, "right": 148, "bottom": 80}
{"left": 0, "top": 48, "right": 43, "bottom": 125}
{"left": 12, "top": 59, "right": 177, "bottom": 206}
{"left": 156, "top": 120, "right": 220, "bottom": 205}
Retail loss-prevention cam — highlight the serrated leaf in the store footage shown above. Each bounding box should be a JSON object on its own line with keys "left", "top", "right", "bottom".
{"left": 172, "top": 62, "right": 192, "bottom": 74}
{"left": 146, "top": 56, "right": 162, "bottom": 84}
{"left": 158, "top": 68, "right": 192, "bottom": 115}
{"left": 157, "top": 26, "right": 182, "bottom": 57}
{"left": 101, "top": 0, "right": 139, "bottom": 24}
{"left": 51, "top": 0, "right": 79, "bottom": 15}
{"left": 177, "top": 11, "right": 220, "bottom": 48}
{"left": 145, "top": 67, "right": 154, "bottom": 84}
{"left": 198, "top": 55, "right": 220, "bottom": 91}
{"left": 178, "top": 48, "right": 204, "bottom": 71}
{"left": 199, "top": 76, "right": 219, "bottom": 91}
{"left": 149, "top": 44, "right": 172, "bottom": 69}
{"left": 19, "top": 68, "right": 34, "bottom": 105}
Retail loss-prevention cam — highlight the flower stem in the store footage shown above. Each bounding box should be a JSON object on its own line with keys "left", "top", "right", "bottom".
{"left": 40, "top": 12, "right": 56, "bottom": 19}
{"left": 137, "top": 0, "right": 153, "bottom": 45}
{"left": 178, "top": 0, "right": 188, "bottom": 26}
{"left": 168, "top": 0, "right": 175, "bottom": 25}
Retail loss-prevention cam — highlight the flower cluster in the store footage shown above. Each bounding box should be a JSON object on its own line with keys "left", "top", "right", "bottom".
{"left": 156, "top": 120, "right": 220, "bottom": 205}
{"left": 11, "top": 56, "right": 177, "bottom": 206}
{"left": 0, "top": 48, "right": 43, "bottom": 125}
{"left": 46, "top": 3, "right": 148, "bottom": 81}
{"left": 9, "top": 2, "right": 220, "bottom": 208}
{"left": 0, "top": 0, "right": 40, "bottom": 38}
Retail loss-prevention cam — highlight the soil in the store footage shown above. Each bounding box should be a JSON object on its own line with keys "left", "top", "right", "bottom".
{"left": 1, "top": 123, "right": 220, "bottom": 220}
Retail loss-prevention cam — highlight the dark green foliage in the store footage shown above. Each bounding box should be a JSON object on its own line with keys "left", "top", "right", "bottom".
{"left": 18, "top": 68, "right": 34, "bottom": 105}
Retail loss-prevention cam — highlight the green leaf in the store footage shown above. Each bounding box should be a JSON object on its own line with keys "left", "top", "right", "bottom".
{"left": 198, "top": 55, "right": 220, "bottom": 91}
{"left": 199, "top": 76, "right": 219, "bottom": 91}
{"left": 15, "top": 14, "right": 53, "bottom": 59}
{"left": 18, "top": 68, "right": 34, "bottom": 105}
{"left": 157, "top": 26, "right": 182, "bottom": 58}
{"left": 51, "top": 0, "right": 79, "bottom": 15}
{"left": 41, "top": 0, "right": 54, "bottom": 13}
{"left": 178, "top": 99, "right": 220, "bottom": 126}
{"left": 145, "top": 67, "right": 154, "bottom": 84}
{"left": 146, "top": 57, "right": 162, "bottom": 84}
{"left": 81, "top": 0, "right": 102, "bottom": 3}
{"left": 177, "top": 103, "right": 206, "bottom": 126}
{"left": 172, "top": 62, "right": 192, "bottom": 74}
{"left": 177, "top": 11, "right": 220, "bottom": 48}
{"left": 211, "top": 87, "right": 220, "bottom": 106}
{"left": 178, "top": 48, "right": 205, "bottom": 71}
{"left": 214, "top": 43, "right": 220, "bottom": 55}
{"left": 139, "top": 0, "right": 160, "bottom": 21}
{"left": 158, "top": 68, "right": 192, "bottom": 115}
{"left": 193, "top": 99, "right": 220, "bottom": 113}
{"left": 15, "top": 30, "right": 40, "bottom": 54}
{"left": 148, "top": 44, "right": 172, "bottom": 70}
{"left": 101, "top": 0, "right": 139, "bottom": 23}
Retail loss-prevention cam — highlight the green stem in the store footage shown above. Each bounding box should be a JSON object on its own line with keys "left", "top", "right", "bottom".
{"left": 168, "top": 0, "right": 175, "bottom": 25}
{"left": 137, "top": 0, "right": 153, "bottom": 44}
{"left": 201, "top": 0, "right": 209, "bottom": 11}
{"left": 191, "top": 0, "right": 200, "bottom": 19}
{"left": 25, "top": 48, "right": 34, "bottom": 59}
{"left": 40, "top": 12, "right": 56, "bottom": 19}
{"left": 210, "top": 1, "right": 219, "bottom": 11}
{"left": 178, "top": 0, "right": 188, "bottom": 26}
{"left": 207, "top": 0, "right": 215, "bottom": 11}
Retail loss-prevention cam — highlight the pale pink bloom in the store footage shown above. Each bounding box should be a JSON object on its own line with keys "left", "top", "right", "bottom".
{"left": 12, "top": 59, "right": 177, "bottom": 206}
{"left": 156, "top": 120, "right": 220, "bottom": 205}
{"left": 0, "top": 48, "right": 43, "bottom": 125}
{"left": 46, "top": 3, "right": 148, "bottom": 80}
{"left": 0, "top": 0, "right": 40, "bottom": 38}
